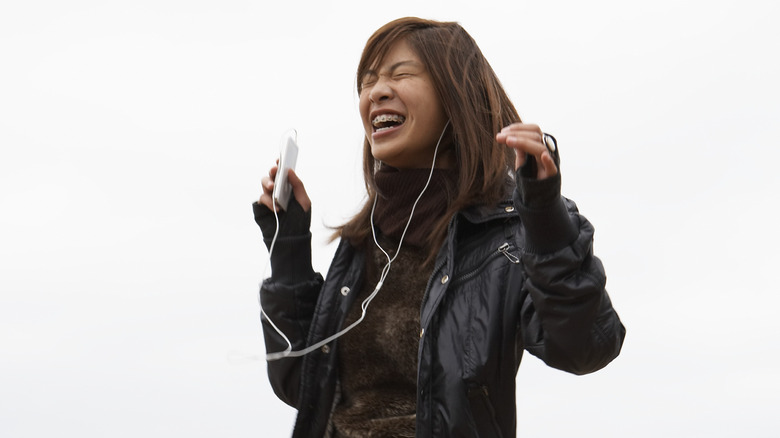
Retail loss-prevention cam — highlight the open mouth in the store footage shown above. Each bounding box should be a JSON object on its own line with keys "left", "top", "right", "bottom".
{"left": 372, "top": 114, "right": 406, "bottom": 132}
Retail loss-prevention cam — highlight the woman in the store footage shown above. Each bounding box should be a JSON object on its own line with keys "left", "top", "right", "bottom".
{"left": 254, "top": 17, "right": 625, "bottom": 438}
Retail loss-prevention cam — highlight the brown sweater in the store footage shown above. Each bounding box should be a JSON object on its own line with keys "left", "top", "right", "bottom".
{"left": 330, "top": 238, "right": 428, "bottom": 437}
{"left": 330, "top": 166, "right": 455, "bottom": 437}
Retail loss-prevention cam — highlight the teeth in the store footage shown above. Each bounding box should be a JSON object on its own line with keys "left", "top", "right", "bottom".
{"left": 372, "top": 114, "right": 406, "bottom": 127}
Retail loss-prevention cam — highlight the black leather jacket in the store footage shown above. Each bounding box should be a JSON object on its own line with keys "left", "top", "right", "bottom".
{"left": 255, "top": 177, "right": 625, "bottom": 438}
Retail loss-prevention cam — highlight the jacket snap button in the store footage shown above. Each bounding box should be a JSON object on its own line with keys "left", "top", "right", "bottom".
{"left": 321, "top": 345, "right": 331, "bottom": 354}
{"left": 340, "top": 286, "right": 350, "bottom": 296}
{"left": 441, "top": 274, "right": 449, "bottom": 284}
{"left": 505, "top": 205, "right": 515, "bottom": 213}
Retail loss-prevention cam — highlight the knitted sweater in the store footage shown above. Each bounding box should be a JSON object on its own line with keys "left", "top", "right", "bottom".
{"left": 330, "top": 237, "right": 427, "bottom": 437}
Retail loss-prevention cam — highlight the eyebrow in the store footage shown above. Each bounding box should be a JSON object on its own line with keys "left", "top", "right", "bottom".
{"left": 363, "top": 60, "right": 422, "bottom": 77}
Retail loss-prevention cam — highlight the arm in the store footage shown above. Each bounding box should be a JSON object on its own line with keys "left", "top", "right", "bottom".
{"left": 516, "top": 192, "right": 625, "bottom": 375}
{"left": 254, "top": 167, "right": 322, "bottom": 406}
{"left": 498, "top": 124, "right": 625, "bottom": 374}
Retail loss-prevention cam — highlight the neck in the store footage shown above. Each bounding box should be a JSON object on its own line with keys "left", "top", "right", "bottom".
{"left": 371, "top": 166, "right": 457, "bottom": 248}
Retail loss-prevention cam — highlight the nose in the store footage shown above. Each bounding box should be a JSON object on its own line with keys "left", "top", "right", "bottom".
{"left": 368, "top": 77, "right": 393, "bottom": 103}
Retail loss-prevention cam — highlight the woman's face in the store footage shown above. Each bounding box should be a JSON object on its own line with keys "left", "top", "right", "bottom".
{"left": 359, "top": 39, "right": 449, "bottom": 169}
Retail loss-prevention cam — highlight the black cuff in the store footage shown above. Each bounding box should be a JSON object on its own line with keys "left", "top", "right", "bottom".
{"left": 263, "top": 233, "right": 317, "bottom": 282}
{"left": 515, "top": 170, "right": 562, "bottom": 210}
{"left": 252, "top": 197, "right": 316, "bottom": 282}
{"left": 253, "top": 197, "right": 311, "bottom": 246}
{"left": 513, "top": 171, "right": 578, "bottom": 255}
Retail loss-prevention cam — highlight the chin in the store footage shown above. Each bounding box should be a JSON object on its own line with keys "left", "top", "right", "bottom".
{"left": 369, "top": 144, "right": 396, "bottom": 164}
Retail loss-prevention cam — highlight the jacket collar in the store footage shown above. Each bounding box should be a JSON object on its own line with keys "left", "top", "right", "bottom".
{"left": 457, "top": 197, "right": 517, "bottom": 225}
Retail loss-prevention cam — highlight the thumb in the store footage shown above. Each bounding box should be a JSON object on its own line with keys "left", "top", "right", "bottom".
{"left": 286, "top": 169, "right": 311, "bottom": 212}
{"left": 537, "top": 152, "right": 559, "bottom": 179}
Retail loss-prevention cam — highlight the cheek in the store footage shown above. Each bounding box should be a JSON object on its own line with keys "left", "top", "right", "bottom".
{"left": 358, "top": 93, "right": 370, "bottom": 120}
{"left": 418, "top": 102, "right": 445, "bottom": 128}
{"left": 359, "top": 97, "right": 374, "bottom": 136}
{"left": 411, "top": 84, "right": 444, "bottom": 124}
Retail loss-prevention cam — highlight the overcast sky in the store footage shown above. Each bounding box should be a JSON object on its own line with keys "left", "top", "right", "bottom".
{"left": 1, "top": 1, "right": 779, "bottom": 436}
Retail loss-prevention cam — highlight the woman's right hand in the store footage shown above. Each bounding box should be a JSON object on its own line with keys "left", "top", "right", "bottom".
{"left": 258, "top": 164, "right": 312, "bottom": 213}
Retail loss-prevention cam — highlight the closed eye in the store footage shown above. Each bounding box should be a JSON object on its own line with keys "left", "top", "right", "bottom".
{"left": 360, "top": 73, "right": 378, "bottom": 88}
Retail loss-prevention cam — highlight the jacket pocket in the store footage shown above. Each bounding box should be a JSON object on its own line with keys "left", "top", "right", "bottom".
{"left": 467, "top": 385, "right": 504, "bottom": 438}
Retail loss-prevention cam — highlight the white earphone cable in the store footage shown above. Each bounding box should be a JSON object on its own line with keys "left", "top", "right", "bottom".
{"left": 261, "top": 121, "right": 450, "bottom": 361}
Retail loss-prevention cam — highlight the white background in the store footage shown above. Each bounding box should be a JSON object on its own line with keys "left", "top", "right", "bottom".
{"left": 2, "top": 0, "right": 779, "bottom": 436}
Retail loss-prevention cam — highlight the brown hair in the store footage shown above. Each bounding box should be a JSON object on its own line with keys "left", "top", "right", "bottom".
{"left": 335, "top": 17, "right": 522, "bottom": 262}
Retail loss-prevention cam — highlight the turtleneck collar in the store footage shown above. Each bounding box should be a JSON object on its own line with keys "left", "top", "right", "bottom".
{"left": 372, "top": 165, "right": 458, "bottom": 248}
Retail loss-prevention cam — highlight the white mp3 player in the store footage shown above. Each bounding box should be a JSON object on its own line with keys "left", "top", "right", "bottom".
{"left": 273, "top": 134, "right": 299, "bottom": 211}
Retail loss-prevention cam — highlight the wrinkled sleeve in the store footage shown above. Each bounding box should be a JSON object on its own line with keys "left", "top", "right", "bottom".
{"left": 253, "top": 200, "right": 323, "bottom": 407}
{"left": 515, "top": 161, "right": 625, "bottom": 375}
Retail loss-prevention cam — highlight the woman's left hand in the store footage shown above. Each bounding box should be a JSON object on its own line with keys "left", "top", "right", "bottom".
{"left": 496, "top": 123, "right": 558, "bottom": 179}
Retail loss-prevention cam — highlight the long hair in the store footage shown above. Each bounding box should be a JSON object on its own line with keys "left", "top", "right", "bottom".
{"left": 335, "top": 17, "right": 522, "bottom": 263}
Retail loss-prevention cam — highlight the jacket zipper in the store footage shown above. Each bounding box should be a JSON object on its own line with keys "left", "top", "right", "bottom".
{"left": 421, "top": 242, "right": 520, "bottom": 322}
{"left": 498, "top": 242, "right": 520, "bottom": 264}
{"left": 453, "top": 242, "right": 520, "bottom": 285}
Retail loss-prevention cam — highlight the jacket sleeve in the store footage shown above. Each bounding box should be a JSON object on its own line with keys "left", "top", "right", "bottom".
{"left": 253, "top": 200, "right": 324, "bottom": 407}
{"left": 514, "top": 166, "right": 625, "bottom": 375}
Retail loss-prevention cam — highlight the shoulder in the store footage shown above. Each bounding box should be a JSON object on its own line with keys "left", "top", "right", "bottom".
{"left": 458, "top": 197, "right": 518, "bottom": 226}
{"left": 451, "top": 198, "right": 520, "bottom": 251}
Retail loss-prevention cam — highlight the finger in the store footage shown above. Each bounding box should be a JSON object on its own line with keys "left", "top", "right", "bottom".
{"left": 501, "top": 135, "right": 548, "bottom": 157}
{"left": 287, "top": 169, "right": 311, "bottom": 212}
{"left": 514, "top": 148, "right": 526, "bottom": 170}
{"left": 257, "top": 164, "right": 280, "bottom": 211}
{"left": 496, "top": 127, "right": 543, "bottom": 146}
{"left": 498, "top": 132, "right": 543, "bottom": 147}
{"left": 500, "top": 123, "right": 542, "bottom": 137}
{"left": 257, "top": 192, "right": 277, "bottom": 212}
{"left": 497, "top": 132, "right": 545, "bottom": 172}
{"left": 261, "top": 175, "right": 274, "bottom": 195}
{"left": 498, "top": 124, "right": 544, "bottom": 154}
{"left": 537, "top": 151, "right": 559, "bottom": 179}
{"left": 261, "top": 164, "right": 279, "bottom": 195}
